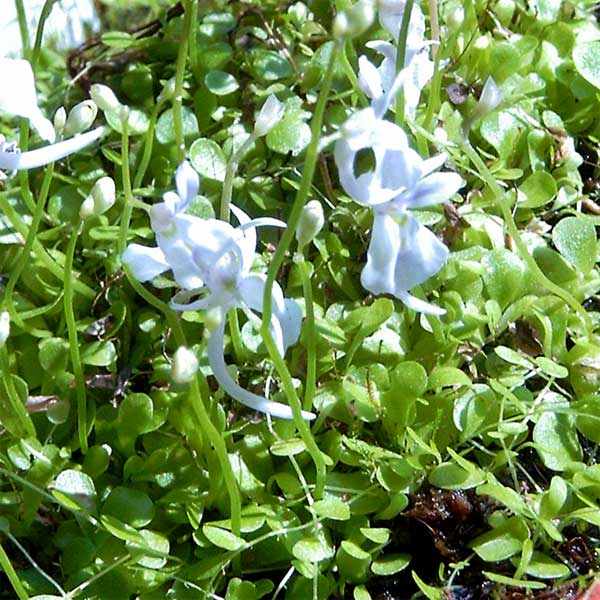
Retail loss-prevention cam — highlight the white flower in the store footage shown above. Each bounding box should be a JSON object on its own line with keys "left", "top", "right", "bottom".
{"left": 0, "top": 58, "right": 55, "bottom": 142}
{"left": 378, "top": 0, "right": 425, "bottom": 42}
{"left": 172, "top": 347, "right": 199, "bottom": 384}
{"left": 123, "top": 161, "right": 312, "bottom": 420}
{"left": 358, "top": 40, "right": 436, "bottom": 120}
{"left": 254, "top": 95, "right": 285, "bottom": 137}
{"left": 360, "top": 153, "right": 463, "bottom": 314}
{"left": 0, "top": 126, "right": 106, "bottom": 171}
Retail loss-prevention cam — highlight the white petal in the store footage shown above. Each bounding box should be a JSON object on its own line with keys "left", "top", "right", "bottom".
{"left": 0, "top": 58, "right": 55, "bottom": 142}
{"left": 358, "top": 56, "right": 383, "bottom": 99}
{"left": 360, "top": 211, "right": 402, "bottom": 295}
{"left": 254, "top": 94, "right": 285, "bottom": 137}
{"left": 14, "top": 126, "right": 106, "bottom": 169}
{"left": 393, "top": 172, "right": 463, "bottom": 209}
{"left": 157, "top": 231, "right": 205, "bottom": 289}
{"left": 175, "top": 160, "right": 199, "bottom": 210}
{"left": 391, "top": 215, "right": 449, "bottom": 292}
{"left": 122, "top": 244, "right": 169, "bottom": 281}
{"left": 0, "top": 147, "right": 21, "bottom": 170}
{"left": 207, "top": 319, "right": 315, "bottom": 420}
{"left": 397, "top": 291, "right": 446, "bottom": 315}
{"left": 277, "top": 298, "right": 303, "bottom": 352}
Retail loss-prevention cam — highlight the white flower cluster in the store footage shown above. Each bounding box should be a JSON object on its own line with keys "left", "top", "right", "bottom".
{"left": 334, "top": 0, "right": 463, "bottom": 314}
{"left": 123, "top": 97, "right": 315, "bottom": 421}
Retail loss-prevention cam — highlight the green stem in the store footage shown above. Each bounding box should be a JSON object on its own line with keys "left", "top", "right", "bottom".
{"left": 133, "top": 101, "right": 163, "bottom": 190}
{"left": 189, "top": 378, "right": 242, "bottom": 551}
{"left": 14, "top": 0, "right": 30, "bottom": 58}
{"left": 227, "top": 310, "right": 246, "bottom": 364}
{"left": 0, "top": 193, "right": 95, "bottom": 299}
{"left": 462, "top": 140, "right": 593, "bottom": 334}
{"left": 0, "top": 347, "right": 36, "bottom": 438}
{"left": 118, "top": 116, "right": 133, "bottom": 257}
{"left": 220, "top": 134, "right": 257, "bottom": 221}
{"left": 31, "top": 0, "right": 58, "bottom": 69}
{"left": 258, "top": 42, "right": 339, "bottom": 500}
{"left": 0, "top": 542, "right": 29, "bottom": 600}
{"left": 64, "top": 220, "right": 88, "bottom": 453}
{"left": 4, "top": 163, "right": 55, "bottom": 333}
{"left": 394, "top": 0, "right": 415, "bottom": 124}
{"left": 297, "top": 258, "right": 317, "bottom": 413}
{"left": 173, "top": 0, "right": 193, "bottom": 163}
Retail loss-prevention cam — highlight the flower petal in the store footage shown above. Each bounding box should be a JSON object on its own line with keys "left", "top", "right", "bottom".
{"left": 207, "top": 318, "right": 315, "bottom": 420}
{"left": 14, "top": 126, "right": 106, "bottom": 170}
{"left": 392, "top": 172, "right": 463, "bottom": 209}
{"left": 360, "top": 211, "right": 402, "bottom": 295}
{"left": 358, "top": 56, "right": 383, "bottom": 99}
{"left": 122, "top": 244, "right": 169, "bottom": 281}
{"left": 277, "top": 298, "right": 303, "bottom": 352}
{"left": 175, "top": 160, "right": 199, "bottom": 211}
{"left": 397, "top": 291, "right": 446, "bottom": 315}
{"left": 0, "top": 58, "right": 55, "bottom": 142}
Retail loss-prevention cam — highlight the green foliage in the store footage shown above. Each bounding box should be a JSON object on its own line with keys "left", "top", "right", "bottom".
{"left": 1, "top": 0, "right": 600, "bottom": 598}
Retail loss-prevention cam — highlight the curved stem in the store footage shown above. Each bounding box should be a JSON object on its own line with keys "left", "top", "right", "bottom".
{"left": 64, "top": 220, "right": 88, "bottom": 453}
{"left": 4, "top": 162, "right": 55, "bottom": 334}
{"left": 133, "top": 101, "right": 163, "bottom": 190}
{"left": 259, "top": 42, "right": 339, "bottom": 500}
{"left": 462, "top": 140, "right": 593, "bottom": 335}
{"left": 118, "top": 117, "right": 132, "bottom": 257}
{"left": 0, "top": 542, "right": 29, "bottom": 600}
{"left": 220, "top": 134, "right": 257, "bottom": 221}
{"left": 297, "top": 258, "right": 317, "bottom": 413}
{"left": 173, "top": 0, "right": 193, "bottom": 163}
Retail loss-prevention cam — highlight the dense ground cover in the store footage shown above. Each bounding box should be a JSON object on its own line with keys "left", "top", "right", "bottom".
{"left": 2, "top": 0, "right": 600, "bottom": 598}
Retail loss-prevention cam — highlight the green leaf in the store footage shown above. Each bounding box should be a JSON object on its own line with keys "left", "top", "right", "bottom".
{"left": 517, "top": 171, "right": 557, "bottom": 208}
{"left": 105, "top": 107, "right": 150, "bottom": 135}
{"left": 126, "top": 529, "right": 170, "bottom": 569}
{"left": 470, "top": 517, "right": 529, "bottom": 561}
{"left": 81, "top": 340, "right": 117, "bottom": 367}
{"left": 552, "top": 216, "right": 597, "bottom": 274}
{"left": 155, "top": 106, "right": 199, "bottom": 145}
{"left": 266, "top": 108, "right": 311, "bottom": 155}
{"left": 519, "top": 551, "right": 570, "bottom": 579}
{"left": 270, "top": 438, "right": 307, "bottom": 457}
{"left": 371, "top": 553, "right": 411, "bottom": 575}
{"left": 360, "top": 527, "right": 390, "bottom": 544}
{"left": 573, "top": 40, "right": 600, "bottom": 89}
{"left": 51, "top": 469, "right": 97, "bottom": 512}
{"left": 190, "top": 138, "right": 227, "bottom": 181}
{"left": 428, "top": 367, "right": 471, "bottom": 389}
{"left": 429, "top": 461, "right": 486, "bottom": 490}
{"left": 533, "top": 395, "right": 582, "bottom": 471}
{"left": 292, "top": 537, "right": 334, "bottom": 562}
{"left": 205, "top": 70, "right": 240, "bottom": 95}
{"left": 482, "top": 250, "right": 525, "bottom": 309}
{"left": 312, "top": 499, "right": 351, "bottom": 521}
{"left": 38, "top": 337, "right": 70, "bottom": 374}
{"left": 102, "top": 486, "right": 155, "bottom": 528}
{"left": 253, "top": 50, "right": 293, "bottom": 81}
{"left": 203, "top": 525, "right": 246, "bottom": 551}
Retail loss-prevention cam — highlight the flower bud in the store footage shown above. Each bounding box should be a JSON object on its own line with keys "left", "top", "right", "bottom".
{"left": 172, "top": 346, "right": 198, "bottom": 384}
{"left": 119, "top": 105, "right": 130, "bottom": 124}
{"left": 79, "top": 176, "right": 116, "bottom": 219}
{"left": 296, "top": 200, "right": 324, "bottom": 250}
{"left": 157, "top": 77, "right": 176, "bottom": 104}
{"left": 333, "top": 0, "right": 375, "bottom": 39}
{"left": 462, "top": 77, "right": 503, "bottom": 137}
{"left": 254, "top": 95, "right": 285, "bottom": 137}
{"left": 90, "top": 83, "right": 122, "bottom": 113}
{"left": 64, "top": 100, "right": 98, "bottom": 136}
{"left": 53, "top": 106, "right": 66, "bottom": 132}
{"left": 0, "top": 311, "right": 9, "bottom": 348}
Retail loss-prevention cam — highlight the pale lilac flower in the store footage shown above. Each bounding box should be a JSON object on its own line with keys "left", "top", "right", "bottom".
{"left": 123, "top": 161, "right": 312, "bottom": 420}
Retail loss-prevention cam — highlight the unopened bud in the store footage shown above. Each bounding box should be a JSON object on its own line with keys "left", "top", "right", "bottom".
{"left": 333, "top": 0, "right": 375, "bottom": 39}
{"left": 119, "top": 105, "right": 130, "bottom": 125}
{"left": 462, "top": 77, "right": 503, "bottom": 137}
{"left": 64, "top": 100, "right": 98, "bottom": 136}
{"left": 296, "top": 200, "right": 324, "bottom": 250}
{"left": 254, "top": 95, "right": 285, "bottom": 137}
{"left": 158, "top": 77, "right": 176, "bottom": 104}
{"left": 0, "top": 311, "right": 9, "bottom": 348}
{"left": 90, "top": 84, "right": 122, "bottom": 113}
{"left": 79, "top": 176, "right": 116, "bottom": 219}
{"left": 172, "top": 346, "right": 198, "bottom": 384}
{"left": 53, "top": 107, "right": 66, "bottom": 132}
